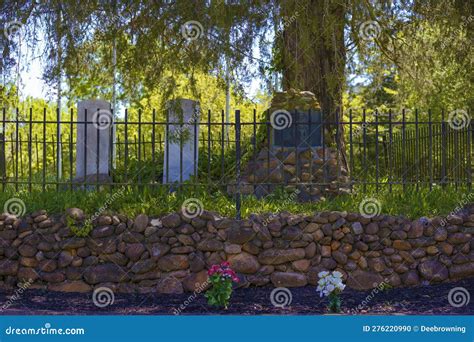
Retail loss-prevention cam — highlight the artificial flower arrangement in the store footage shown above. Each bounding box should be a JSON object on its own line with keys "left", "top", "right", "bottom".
{"left": 316, "top": 271, "right": 346, "bottom": 313}
{"left": 205, "top": 261, "right": 239, "bottom": 309}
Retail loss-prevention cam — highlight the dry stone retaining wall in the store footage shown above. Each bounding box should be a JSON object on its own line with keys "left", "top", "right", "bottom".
{"left": 0, "top": 208, "right": 473, "bottom": 294}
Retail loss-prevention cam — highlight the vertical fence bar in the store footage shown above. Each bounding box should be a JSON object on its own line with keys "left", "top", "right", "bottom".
{"left": 42, "top": 108, "right": 47, "bottom": 191}
{"left": 235, "top": 110, "right": 241, "bottom": 220}
{"left": 15, "top": 109, "right": 19, "bottom": 192}
{"left": 428, "top": 109, "right": 433, "bottom": 190}
{"left": 375, "top": 109, "right": 379, "bottom": 191}
{"left": 335, "top": 108, "right": 341, "bottom": 191}
{"left": 267, "top": 109, "right": 271, "bottom": 193}
{"left": 179, "top": 109, "right": 183, "bottom": 187}
{"left": 96, "top": 109, "right": 100, "bottom": 190}
{"left": 70, "top": 108, "right": 74, "bottom": 191}
{"left": 142, "top": 134, "right": 146, "bottom": 161}
{"left": 415, "top": 108, "right": 419, "bottom": 190}
{"left": 0, "top": 108, "right": 5, "bottom": 191}
{"left": 152, "top": 109, "right": 156, "bottom": 188}
{"left": 35, "top": 134, "right": 39, "bottom": 183}
{"left": 165, "top": 109, "right": 169, "bottom": 186}
{"left": 109, "top": 109, "right": 114, "bottom": 192}
{"left": 467, "top": 111, "right": 472, "bottom": 190}
{"left": 349, "top": 108, "right": 353, "bottom": 191}
{"left": 125, "top": 109, "right": 129, "bottom": 187}
{"left": 138, "top": 109, "right": 142, "bottom": 189}
{"left": 466, "top": 113, "right": 472, "bottom": 191}
{"left": 454, "top": 119, "right": 459, "bottom": 189}
{"left": 207, "top": 110, "right": 211, "bottom": 183}
{"left": 308, "top": 108, "right": 313, "bottom": 197}
{"left": 221, "top": 110, "right": 225, "bottom": 184}
{"left": 402, "top": 109, "right": 406, "bottom": 191}
{"left": 322, "top": 109, "right": 326, "bottom": 191}
{"left": 10, "top": 133, "right": 14, "bottom": 184}
{"left": 52, "top": 136, "right": 56, "bottom": 182}
{"left": 252, "top": 109, "right": 257, "bottom": 194}
{"left": 193, "top": 107, "right": 198, "bottom": 183}
{"left": 388, "top": 109, "right": 393, "bottom": 192}
{"left": 362, "top": 109, "right": 367, "bottom": 192}
{"left": 83, "top": 109, "right": 88, "bottom": 188}
{"left": 56, "top": 107, "right": 61, "bottom": 190}
{"left": 293, "top": 110, "right": 298, "bottom": 190}
{"left": 28, "top": 109, "right": 32, "bottom": 192}
{"left": 441, "top": 109, "right": 447, "bottom": 186}
{"left": 19, "top": 133, "right": 23, "bottom": 179}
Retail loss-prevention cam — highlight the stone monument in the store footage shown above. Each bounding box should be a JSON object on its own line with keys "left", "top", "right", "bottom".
{"left": 236, "top": 89, "right": 350, "bottom": 201}
{"left": 163, "top": 99, "right": 200, "bottom": 184}
{"left": 76, "top": 99, "right": 112, "bottom": 183}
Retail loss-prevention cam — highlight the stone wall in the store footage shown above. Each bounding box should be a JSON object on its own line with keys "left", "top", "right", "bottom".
{"left": 0, "top": 207, "right": 473, "bottom": 294}
{"left": 240, "top": 146, "right": 350, "bottom": 201}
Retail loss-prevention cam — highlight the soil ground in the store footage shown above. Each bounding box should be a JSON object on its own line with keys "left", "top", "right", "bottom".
{"left": 0, "top": 278, "right": 472, "bottom": 315}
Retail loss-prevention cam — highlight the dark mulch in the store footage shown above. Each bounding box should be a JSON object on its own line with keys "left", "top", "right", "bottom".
{"left": 0, "top": 278, "right": 472, "bottom": 315}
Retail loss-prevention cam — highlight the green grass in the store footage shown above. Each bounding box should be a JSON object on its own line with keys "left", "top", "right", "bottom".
{"left": 0, "top": 183, "right": 470, "bottom": 220}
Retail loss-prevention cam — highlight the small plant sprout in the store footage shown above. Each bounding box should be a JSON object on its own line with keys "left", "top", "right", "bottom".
{"left": 205, "top": 261, "right": 239, "bottom": 309}
{"left": 316, "top": 271, "right": 346, "bottom": 313}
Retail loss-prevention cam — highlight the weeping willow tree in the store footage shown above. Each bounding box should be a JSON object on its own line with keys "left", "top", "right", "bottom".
{"left": 1, "top": 0, "right": 471, "bottom": 165}
{"left": 1, "top": 0, "right": 274, "bottom": 107}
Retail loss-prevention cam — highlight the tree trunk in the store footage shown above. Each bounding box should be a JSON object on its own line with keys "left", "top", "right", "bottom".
{"left": 280, "top": 0, "right": 348, "bottom": 171}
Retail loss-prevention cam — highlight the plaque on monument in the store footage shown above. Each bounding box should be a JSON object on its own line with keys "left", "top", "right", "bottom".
{"left": 272, "top": 110, "right": 322, "bottom": 148}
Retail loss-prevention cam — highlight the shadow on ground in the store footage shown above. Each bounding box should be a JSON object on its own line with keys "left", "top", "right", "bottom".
{"left": 0, "top": 278, "right": 472, "bottom": 315}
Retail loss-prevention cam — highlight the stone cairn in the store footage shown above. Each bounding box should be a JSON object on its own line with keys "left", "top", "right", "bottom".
{"left": 0, "top": 207, "right": 473, "bottom": 294}
{"left": 238, "top": 89, "right": 350, "bottom": 201}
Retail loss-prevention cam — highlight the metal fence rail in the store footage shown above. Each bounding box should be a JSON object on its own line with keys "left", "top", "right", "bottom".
{"left": 0, "top": 108, "right": 472, "bottom": 215}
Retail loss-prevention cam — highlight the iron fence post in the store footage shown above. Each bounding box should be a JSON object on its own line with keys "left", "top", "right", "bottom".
{"left": 235, "top": 110, "right": 241, "bottom": 220}
{"left": 0, "top": 128, "right": 5, "bottom": 190}
{"left": 441, "top": 120, "right": 447, "bottom": 186}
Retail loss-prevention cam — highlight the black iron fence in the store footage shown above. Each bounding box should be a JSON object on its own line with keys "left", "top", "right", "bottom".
{"left": 0, "top": 107, "right": 472, "bottom": 213}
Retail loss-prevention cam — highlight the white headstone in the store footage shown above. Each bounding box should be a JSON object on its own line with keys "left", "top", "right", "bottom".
{"left": 76, "top": 100, "right": 112, "bottom": 181}
{"left": 163, "top": 99, "right": 200, "bottom": 183}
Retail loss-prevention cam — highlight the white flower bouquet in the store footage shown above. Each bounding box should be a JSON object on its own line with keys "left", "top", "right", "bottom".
{"left": 316, "top": 271, "right": 346, "bottom": 312}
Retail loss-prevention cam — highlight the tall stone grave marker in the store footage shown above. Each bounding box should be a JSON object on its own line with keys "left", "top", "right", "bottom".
{"left": 163, "top": 99, "right": 200, "bottom": 183}
{"left": 76, "top": 99, "right": 112, "bottom": 183}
